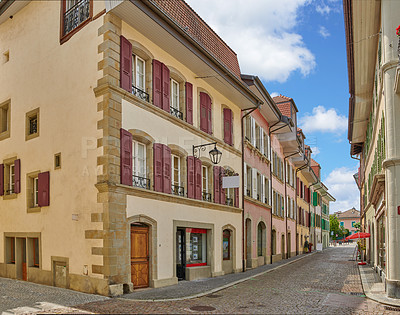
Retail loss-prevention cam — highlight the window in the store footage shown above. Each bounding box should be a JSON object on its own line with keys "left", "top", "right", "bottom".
{"left": 246, "top": 165, "right": 252, "bottom": 197}
{"left": 202, "top": 165, "right": 212, "bottom": 202}
{"left": 54, "top": 153, "right": 61, "bottom": 170}
{"left": 133, "top": 55, "right": 146, "bottom": 91}
{"left": 6, "top": 237, "right": 15, "bottom": 264}
{"left": 223, "top": 229, "right": 231, "bottom": 260}
{"left": 27, "top": 171, "right": 42, "bottom": 212}
{"left": 132, "top": 140, "right": 149, "bottom": 189}
{"left": 245, "top": 115, "right": 251, "bottom": 141}
{"left": 25, "top": 108, "right": 39, "bottom": 141}
{"left": 0, "top": 99, "right": 10, "bottom": 140}
{"left": 33, "top": 177, "right": 39, "bottom": 207}
{"left": 31, "top": 238, "right": 39, "bottom": 268}
{"left": 61, "top": 0, "right": 92, "bottom": 40}
{"left": 170, "top": 78, "right": 179, "bottom": 110}
{"left": 263, "top": 131, "right": 269, "bottom": 157}
{"left": 9, "top": 163, "right": 14, "bottom": 195}
{"left": 352, "top": 221, "right": 356, "bottom": 227}
{"left": 186, "top": 228, "right": 207, "bottom": 266}
{"left": 225, "top": 187, "right": 234, "bottom": 206}
{"left": 171, "top": 154, "right": 183, "bottom": 196}
{"left": 264, "top": 177, "right": 269, "bottom": 204}
{"left": 3, "top": 159, "right": 19, "bottom": 196}
{"left": 340, "top": 221, "right": 344, "bottom": 227}
{"left": 256, "top": 172, "right": 262, "bottom": 201}
{"left": 255, "top": 124, "right": 261, "bottom": 150}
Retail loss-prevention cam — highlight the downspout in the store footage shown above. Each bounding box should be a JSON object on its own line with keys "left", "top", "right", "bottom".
{"left": 295, "top": 162, "right": 308, "bottom": 255}
{"left": 284, "top": 151, "right": 300, "bottom": 259}
{"left": 241, "top": 104, "right": 261, "bottom": 272}
{"left": 309, "top": 180, "right": 321, "bottom": 247}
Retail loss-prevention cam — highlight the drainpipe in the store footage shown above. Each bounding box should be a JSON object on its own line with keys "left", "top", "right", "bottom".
{"left": 309, "top": 180, "right": 321, "bottom": 247}
{"left": 295, "top": 162, "right": 308, "bottom": 254}
{"left": 284, "top": 151, "right": 300, "bottom": 259}
{"left": 241, "top": 104, "right": 261, "bottom": 273}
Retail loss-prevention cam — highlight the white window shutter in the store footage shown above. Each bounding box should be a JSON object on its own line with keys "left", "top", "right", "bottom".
{"left": 252, "top": 168, "right": 257, "bottom": 199}
{"left": 261, "top": 175, "right": 265, "bottom": 203}
{"left": 251, "top": 117, "right": 256, "bottom": 147}
{"left": 269, "top": 179, "right": 272, "bottom": 206}
{"left": 244, "top": 163, "right": 247, "bottom": 196}
{"left": 267, "top": 134, "right": 271, "bottom": 159}
{"left": 260, "top": 129, "right": 264, "bottom": 153}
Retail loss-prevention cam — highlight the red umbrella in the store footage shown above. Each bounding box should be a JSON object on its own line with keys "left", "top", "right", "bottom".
{"left": 345, "top": 232, "right": 370, "bottom": 240}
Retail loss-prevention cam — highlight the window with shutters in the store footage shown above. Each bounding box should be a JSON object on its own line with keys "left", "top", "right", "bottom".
{"left": 222, "top": 107, "right": 233, "bottom": 145}
{"left": 26, "top": 171, "right": 40, "bottom": 212}
{"left": 61, "top": 0, "right": 92, "bottom": 43}
{"left": 199, "top": 92, "right": 212, "bottom": 135}
{"left": 3, "top": 159, "right": 18, "bottom": 197}
{"left": 0, "top": 99, "right": 10, "bottom": 141}
{"left": 132, "top": 140, "right": 150, "bottom": 189}
{"left": 255, "top": 124, "right": 261, "bottom": 150}
{"left": 264, "top": 177, "right": 270, "bottom": 205}
{"left": 256, "top": 172, "right": 262, "bottom": 201}
{"left": 25, "top": 108, "right": 39, "bottom": 141}
{"left": 202, "top": 165, "right": 212, "bottom": 202}
{"left": 131, "top": 54, "right": 149, "bottom": 102}
{"left": 171, "top": 154, "right": 184, "bottom": 197}
{"left": 246, "top": 165, "right": 252, "bottom": 197}
{"left": 245, "top": 115, "right": 251, "bottom": 141}
{"left": 168, "top": 69, "right": 186, "bottom": 121}
{"left": 263, "top": 131, "right": 269, "bottom": 158}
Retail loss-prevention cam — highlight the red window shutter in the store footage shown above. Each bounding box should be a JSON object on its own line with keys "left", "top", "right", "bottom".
{"left": 120, "top": 36, "right": 132, "bottom": 93}
{"left": 223, "top": 108, "right": 233, "bottom": 145}
{"left": 234, "top": 187, "right": 239, "bottom": 208}
{"left": 207, "top": 95, "right": 212, "bottom": 134}
{"left": 213, "top": 166, "right": 220, "bottom": 204}
{"left": 187, "top": 156, "right": 195, "bottom": 199}
{"left": 200, "top": 92, "right": 208, "bottom": 132}
{"left": 120, "top": 128, "right": 133, "bottom": 186}
{"left": 14, "top": 159, "right": 21, "bottom": 194}
{"left": 296, "top": 177, "right": 299, "bottom": 196}
{"left": 194, "top": 158, "right": 202, "bottom": 200}
{"left": 0, "top": 164, "right": 4, "bottom": 196}
{"left": 38, "top": 171, "right": 50, "bottom": 207}
{"left": 162, "top": 144, "right": 171, "bottom": 194}
{"left": 161, "top": 63, "right": 170, "bottom": 112}
{"left": 185, "top": 82, "right": 193, "bottom": 124}
{"left": 152, "top": 59, "right": 162, "bottom": 108}
{"left": 153, "top": 143, "right": 163, "bottom": 192}
{"left": 220, "top": 167, "right": 225, "bottom": 205}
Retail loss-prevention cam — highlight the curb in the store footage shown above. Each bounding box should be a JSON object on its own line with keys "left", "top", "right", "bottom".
{"left": 119, "top": 250, "right": 319, "bottom": 302}
{"left": 358, "top": 265, "right": 400, "bottom": 308}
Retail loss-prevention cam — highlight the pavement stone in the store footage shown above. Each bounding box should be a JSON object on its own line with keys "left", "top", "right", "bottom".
{"left": 75, "top": 246, "right": 400, "bottom": 314}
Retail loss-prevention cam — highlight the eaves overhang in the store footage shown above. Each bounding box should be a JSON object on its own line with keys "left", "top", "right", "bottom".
{"left": 301, "top": 166, "right": 318, "bottom": 183}
{"left": 344, "top": 0, "right": 381, "bottom": 146}
{"left": 0, "top": 0, "right": 30, "bottom": 25}
{"left": 108, "top": 0, "right": 263, "bottom": 109}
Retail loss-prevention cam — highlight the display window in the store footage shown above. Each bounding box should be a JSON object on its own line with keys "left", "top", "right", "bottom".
{"left": 223, "top": 229, "right": 231, "bottom": 260}
{"left": 186, "top": 228, "right": 207, "bottom": 267}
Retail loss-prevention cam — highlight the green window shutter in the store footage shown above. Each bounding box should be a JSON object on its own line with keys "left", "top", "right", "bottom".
{"left": 313, "top": 192, "right": 317, "bottom": 206}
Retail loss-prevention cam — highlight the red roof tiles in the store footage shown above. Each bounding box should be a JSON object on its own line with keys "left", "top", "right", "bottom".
{"left": 151, "top": 0, "right": 241, "bottom": 78}
{"left": 273, "top": 95, "right": 292, "bottom": 117}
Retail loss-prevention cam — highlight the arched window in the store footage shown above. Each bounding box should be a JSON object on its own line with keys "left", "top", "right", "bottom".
{"left": 257, "top": 222, "right": 266, "bottom": 257}
{"left": 223, "top": 229, "right": 231, "bottom": 260}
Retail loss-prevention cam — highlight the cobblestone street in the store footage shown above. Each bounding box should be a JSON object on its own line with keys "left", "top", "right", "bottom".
{"left": 74, "top": 246, "right": 398, "bottom": 314}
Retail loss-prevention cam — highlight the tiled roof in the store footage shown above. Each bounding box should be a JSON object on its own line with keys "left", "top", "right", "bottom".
{"left": 336, "top": 208, "right": 360, "bottom": 219}
{"left": 273, "top": 95, "right": 292, "bottom": 117}
{"left": 311, "top": 159, "right": 320, "bottom": 167}
{"left": 151, "top": 0, "right": 241, "bottom": 78}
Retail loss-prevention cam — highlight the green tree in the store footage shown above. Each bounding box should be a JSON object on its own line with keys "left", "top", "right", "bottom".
{"left": 330, "top": 214, "right": 341, "bottom": 240}
{"left": 353, "top": 222, "right": 361, "bottom": 232}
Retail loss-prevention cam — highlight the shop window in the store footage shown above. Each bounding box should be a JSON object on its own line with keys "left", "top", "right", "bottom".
{"left": 186, "top": 228, "right": 207, "bottom": 266}
{"left": 6, "top": 237, "right": 15, "bottom": 264}
{"left": 223, "top": 229, "right": 231, "bottom": 260}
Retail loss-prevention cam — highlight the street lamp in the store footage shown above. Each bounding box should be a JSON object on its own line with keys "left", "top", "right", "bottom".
{"left": 193, "top": 142, "right": 222, "bottom": 165}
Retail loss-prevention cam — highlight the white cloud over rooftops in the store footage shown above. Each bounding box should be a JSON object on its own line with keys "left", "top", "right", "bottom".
{"left": 319, "top": 26, "right": 330, "bottom": 38}
{"left": 324, "top": 167, "right": 360, "bottom": 213}
{"left": 299, "top": 106, "right": 348, "bottom": 134}
{"left": 185, "top": 0, "right": 316, "bottom": 83}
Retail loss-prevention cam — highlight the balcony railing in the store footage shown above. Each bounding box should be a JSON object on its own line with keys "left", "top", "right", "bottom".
{"left": 132, "top": 175, "right": 151, "bottom": 190}
{"left": 170, "top": 107, "right": 184, "bottom": 120}
{"left": 63, "top": 0, "right": 90, "bottom": 36}
{"left": 264, "top": 197, "right": 268, "bottom": 204}
{"left": 132, "top": 85, "right": 150, "bottom": 102}
{"left": 202, "top": 191, "right": 212, "bottom": 202}
{"left": 226, "top": 197, "right": 234, "bottom": 207}
{"left": 246, "top": 189, "right": 251, "bottom": 197}
{"left": 172, "top": 185, "right": 185, "bottom": 197}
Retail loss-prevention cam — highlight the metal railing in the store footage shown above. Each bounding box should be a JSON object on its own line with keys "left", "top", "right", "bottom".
{"left": 63, "top": 0, "right": 90, "bottom": 35}
{"left": 202, "top": 191, "right": 212, "bottom": 202}
{"left": 170, "top": 107, "right": 184, "bottom": 120}
{"left": 226, "top": 197, "right": 234, "bottom": 207}
{"left": 246, "top": 189, "right": 251, "bottom": 197}
{"left": 132, "top": 175, "right": 151, "bottom": 190}
{"left": 132, "top": 85, "right": 150, "bottom": 102}
{"left": 172, "top": 185, "right": 185, "bottom": 197}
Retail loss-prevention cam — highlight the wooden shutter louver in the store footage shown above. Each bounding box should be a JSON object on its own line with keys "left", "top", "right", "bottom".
{"left": 14, "top": 159, "right": 21, "bottom": 194}
{"left": 152, "top": 59, "right": 162, "bottom": 108}
{"left": 120, "top": 128, "right": 133, "bottom": 186}
{"left": 185, "top": 82, "right": 193, "bottom": 124}
{"left": 194, "top": 158, "right": 202, "bottom": 200}
{"left": 120, "top": 36, "right": 132, "bottom": 93}
{"left": 220, "top": 167, "right": 225, "bottom": 205}
{"left": 223, "top": 108, "right": 233, "bottom": 145}
{"left": 187, "top": 156, "right": 195, "bottom": 199}
{"left": 200, "top": 92, "right": 208, "bottom": 132}
{"left": 234, "top": 187, "right": 239, "bottom": 208}
{"left": 38, "top": 171, "right": 50, "bottom": 207}
{"left": 207, "top": 95, "right": 212, "bottom": 134}
{"left": 161, "top": 63, "right": 170, "bottom": 112}
{"left": 153, "top": 143, "right": 163, "bottom": 192}
{"left": 162, "top": 145, "right": 171, "bottom": 194}
{"left": 213, "top": 166, "right": 220, "bottom": 204}
{"left": 0, "top": 164, "right": 3, "bottom": 196}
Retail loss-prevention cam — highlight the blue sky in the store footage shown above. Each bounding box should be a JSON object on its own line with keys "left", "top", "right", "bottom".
{"left": 186, "top": 0, "right": 360, "bottom": 213}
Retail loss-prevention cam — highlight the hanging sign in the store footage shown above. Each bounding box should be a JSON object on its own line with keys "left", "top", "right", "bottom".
{"left": 222, "top": 176, "right": 240, "bottom": 188}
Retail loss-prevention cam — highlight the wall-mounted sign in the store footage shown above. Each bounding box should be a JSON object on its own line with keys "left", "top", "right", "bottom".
{"left": 222, "top": 176, "right": 240, "bottom": 189}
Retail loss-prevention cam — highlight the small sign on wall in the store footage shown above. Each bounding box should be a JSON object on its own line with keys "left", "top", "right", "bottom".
{"left": 222, "top": 176, "right": 240, "bottom": 189}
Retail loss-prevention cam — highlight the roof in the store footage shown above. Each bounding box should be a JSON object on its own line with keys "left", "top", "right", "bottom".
{"left": 311, "top": 159, "right": 320, "bottom": 167}
{"left": 151, "top": 0, "right": 241, "bottom": 78}
{"left": 336, "top": 208, "right": 360, "bottom": 219}
{"left": 273, "top": 94, "right": 299, "bottom": 118}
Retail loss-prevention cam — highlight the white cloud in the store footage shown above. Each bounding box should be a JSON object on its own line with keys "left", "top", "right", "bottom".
{"left": 324, "top": 167, "right": 360, "bottom": 214}
{"left": 319, "top": 26, "right": 330, "bottom": 38}
{"left": 310, "top": 146, "right": 320, "bottom": 156}
{"left": 316, "top": 4, "right": 332, "bottom": 15}
{"left": 299, "top": 106, "right": 347, "bottom": 134}
{"left": 185, "top": 0, "right": 316, "bottom": 82}
{"left": 270, "top": 92, "right": 279, "bottom": 98}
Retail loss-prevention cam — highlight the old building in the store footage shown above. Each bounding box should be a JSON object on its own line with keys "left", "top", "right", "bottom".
{"left": 344, "top": 0, "right": 400, "bottom": 298}
{"left": 336, "top": 208, "right": 360, "bottom": 236}
{"left": 0, "top": 0, "right": 262, "bottom": 296}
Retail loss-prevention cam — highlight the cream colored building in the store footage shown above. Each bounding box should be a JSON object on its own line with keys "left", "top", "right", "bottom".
{"left": 0, "top": 0, "right": 261, "bottom": 296}
{"left": 345, "top": 0, "right": 400, "bottom": 298}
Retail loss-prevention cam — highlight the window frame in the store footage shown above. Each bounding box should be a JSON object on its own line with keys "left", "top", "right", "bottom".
{"left": 133, "top": 55, "right": 146, "bottom": 91}
{"left": 25, "top": 108, "right": 40, "bottom": 141}
{"left": 223, "top": 229, "right": 231, "bottom": 260}
{"left": 202, "top": 165, "right": 208, "bottom": 193}
{"left": 170, "top": 78, "right": 180, "bottom": 110}
{"left": 171, "top": 154, "right": 181, "bottom": 187}
{"left": 60, "top": 0, "right": 93, "bottom": 44}
{"left": 132, "top": 140, "right": 147, "bottom": 179}
{"left": 0, "top": 99, "right": 10, "bottom": 141}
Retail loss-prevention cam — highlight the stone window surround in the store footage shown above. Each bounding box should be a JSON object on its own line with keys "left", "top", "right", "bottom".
{"left": 25, "top": 108, "right": 40, "bottom": 141}
{"left": 2, "top": 156, "right": 17, "bottom": 200}
{"left": 4, "top": 232, "right": 42, "bottom": 270}
{"left": 26, "top": 170, "right": 41, "bottom": 213}
{"left": 0, "top": 99, "right": 11, "bottom": 141}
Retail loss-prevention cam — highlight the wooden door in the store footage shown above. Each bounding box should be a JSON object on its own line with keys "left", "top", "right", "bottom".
{"left": 131, "top": 225, "right": 149, "bottom": 288}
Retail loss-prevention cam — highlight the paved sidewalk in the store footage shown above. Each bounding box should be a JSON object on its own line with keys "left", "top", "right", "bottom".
{"left": 122, "top": 251, "right": 317, "bottom": 301}
{"left": 359, "top": 264, "right": 400, "bottom": 308}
